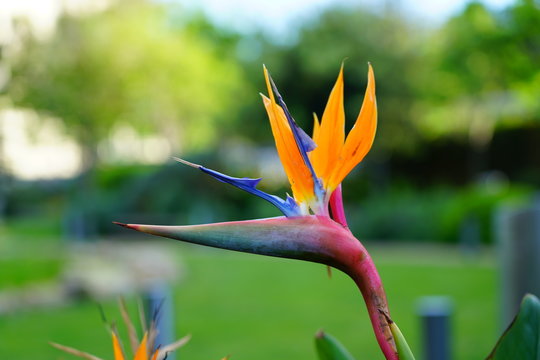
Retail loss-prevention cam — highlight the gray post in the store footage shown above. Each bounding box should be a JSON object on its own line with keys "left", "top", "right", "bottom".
{"left": 459, "top": 215, "right": 481, "bottom": 256}
{"left": 418, "top": 296, "right": 452, "bottom": 360}
{"left": 496, "top": 199, "right": 540, "bottom": 328}
{"left": 145, "top": 283, "right": 175, "bottom": 359}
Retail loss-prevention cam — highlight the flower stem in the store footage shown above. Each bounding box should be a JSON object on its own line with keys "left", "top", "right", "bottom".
{"left": 336, "top": 238, "right": 398, "bottom": 360}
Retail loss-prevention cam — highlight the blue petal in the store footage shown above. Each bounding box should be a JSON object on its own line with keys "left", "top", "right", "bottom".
{"left": 196, "top": 164, "right": 301, "bottom": 217}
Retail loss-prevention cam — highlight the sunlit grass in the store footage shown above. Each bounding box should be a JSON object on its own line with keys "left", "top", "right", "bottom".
{"left": 0, "top": 240, "right": 497, "bottom": 360}
{"left": 0, "top": 216, "right": 65, "bottom": 288}
{"left": 0, "top": 258, "right": 64, "bottom": 288}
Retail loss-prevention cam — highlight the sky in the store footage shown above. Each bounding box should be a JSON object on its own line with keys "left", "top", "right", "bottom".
{"left": 0, "top": 0, "right": 515, "bottom": 45}
{"left": 176, "top": 0, "right": 514, "bottom": 39}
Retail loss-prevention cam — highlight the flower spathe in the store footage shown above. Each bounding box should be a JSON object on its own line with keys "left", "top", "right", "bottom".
{"left": 51, "top": 299, "right": 191, "bottom": 360}
{"left": 51, "top": 329, "right": 185, "bottom": 360}
{"left": 116, "top": 64, "right": 401, "bottom": 360}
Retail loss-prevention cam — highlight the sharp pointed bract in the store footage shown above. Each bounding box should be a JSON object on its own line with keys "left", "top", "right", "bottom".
{"left": 112, "top": 221, "right": 129, "bottom": 228}
{"left": 116, "top": 216, "right": 358, "bottom": 269}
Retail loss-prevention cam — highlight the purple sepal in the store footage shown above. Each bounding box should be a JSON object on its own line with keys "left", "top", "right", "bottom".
{"left": 198, "top": 165, "right": 301, "bottom": 217}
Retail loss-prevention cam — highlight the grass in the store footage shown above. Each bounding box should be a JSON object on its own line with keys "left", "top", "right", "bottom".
{"left": 0, "top": 239, "right": 498, "bottom": 360}
{"left": 0, "top": 215, "right": 65, "bottom": 288}
{"left": 0, "top": 258, "right": 64, "bottom": 288}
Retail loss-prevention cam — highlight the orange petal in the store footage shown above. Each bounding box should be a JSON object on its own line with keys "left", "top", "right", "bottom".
{"left": 111, "top": 332, "right": 125, "bottom": 360}
{"left": 262, "top": 66, "right": 314, "bottom": 205}
{"left": 134, "top": 333, "right": 148, "bottom": 360}
{"left": 311, "top": 64, "right": 345, "bottom": 188}
{"left": 312, "top": 113, "right": 320, "bottom": 144}
{"left": 329, "top": 64, "right": 377, "bottom": 189}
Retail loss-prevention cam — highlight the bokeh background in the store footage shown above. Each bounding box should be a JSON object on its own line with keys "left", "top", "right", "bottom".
{"left": 1, "top": 0, "right": 539, "bottom": 359}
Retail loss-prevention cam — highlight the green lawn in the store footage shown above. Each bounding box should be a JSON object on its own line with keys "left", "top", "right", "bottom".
{"left": 0, "top": 239, "right": 498, "bottom": 360}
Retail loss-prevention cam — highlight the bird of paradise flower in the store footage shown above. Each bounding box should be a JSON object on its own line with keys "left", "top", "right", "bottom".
{"left": 50, "top": 299, "right": 194, "bottom": 360}
{"left": 116, "top": 64, "right": 414, "bottom": 360}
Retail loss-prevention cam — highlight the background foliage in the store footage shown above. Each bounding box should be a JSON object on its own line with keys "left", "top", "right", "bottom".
{"left": 0, "top": 0, "right": 539, "bottom": 359}
{"left": 4, "top": 0, "right": 540, "bottom": 242}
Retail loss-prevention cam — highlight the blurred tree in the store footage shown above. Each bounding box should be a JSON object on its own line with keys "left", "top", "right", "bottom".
{"left": 414, "top": 0, "right": 540, "bottom": 174}
{"left": 5, "top": 0, "right": 248, "bottom": 237}
{"left": 7, "top": 0, "right": 247, "bottom": 172}
{"left": 239, "top": 5, "right": 423, "bottom": 155}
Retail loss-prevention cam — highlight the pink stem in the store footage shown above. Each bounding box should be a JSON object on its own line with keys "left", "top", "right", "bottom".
{"left": 329, "top": 185, "right": 349, "bottom": 228}
{"left": 335, "top": 236, "right": 398, "bottom": 360}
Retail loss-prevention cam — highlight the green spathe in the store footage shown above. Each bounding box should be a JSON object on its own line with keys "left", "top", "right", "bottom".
{"left": 487, "top": 294, "right": 540, "bottom": 360}
{"left": 315, "top": 331, "right": 356, "bottom": 360}
{"left": 389, "top": 322, "right": 416, "bottom": 360}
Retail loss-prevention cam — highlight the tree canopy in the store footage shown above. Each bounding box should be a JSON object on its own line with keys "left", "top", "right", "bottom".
{"left": 7, "top": 0, "right": 247, "bottom": 168}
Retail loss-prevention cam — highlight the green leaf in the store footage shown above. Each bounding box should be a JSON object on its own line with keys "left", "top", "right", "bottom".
{"left": 314, "top": 330, "right": 356, "bottom": 360}
{"left": 487, "top": 294, "right": 540, "bottom": 360}
{"left": 389, "top": 322, "right": 416, "bottom": 360}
